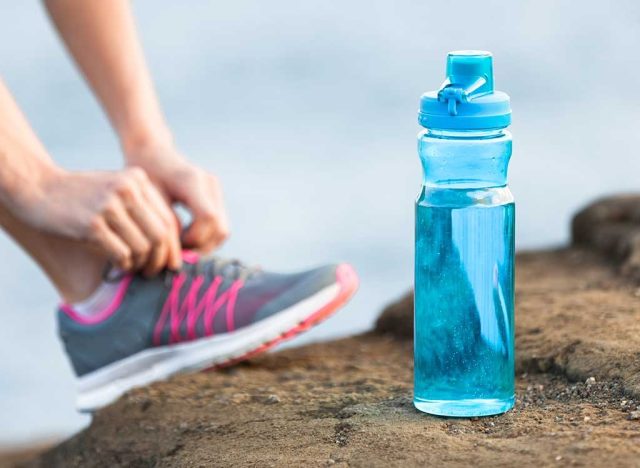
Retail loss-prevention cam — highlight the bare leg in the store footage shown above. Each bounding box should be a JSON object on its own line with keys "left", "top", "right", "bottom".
{"left": 0, "top": 204, "right": 106, "bottom": 302}
{"left": 0, "top": 76, "right": 182, "bottom": 302}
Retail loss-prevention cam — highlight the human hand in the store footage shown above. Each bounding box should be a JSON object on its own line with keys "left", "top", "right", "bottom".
{"left": 17, "top": 167, "right": 182, "bottom": 275}
{"left": 125, "top": 144, "right": 229, "bottom": 253}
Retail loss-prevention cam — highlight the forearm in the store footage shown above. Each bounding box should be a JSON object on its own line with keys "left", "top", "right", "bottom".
{"left": 0, "top": 79, "right": 60, "bottom": 211}
{"left": 44, "top": 0, "right": 173, "bottom": 157}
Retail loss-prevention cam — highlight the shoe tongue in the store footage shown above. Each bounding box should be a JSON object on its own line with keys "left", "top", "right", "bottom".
{"left": 218, "top": 262, "right": 240, "bottom": 278}
{"left": 102, "top": 264, "right": 127, "bottom": 283}
{"left": 180, "top": 256, "right": 256, "bottom": 281}
{"left": 215, "top": 258, "right": 259, "bottom": 281}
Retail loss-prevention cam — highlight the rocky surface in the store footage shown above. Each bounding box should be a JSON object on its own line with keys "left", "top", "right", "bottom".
{"left": 378, "top": 249, "right": 640, "bottom": 399}
{"left": 572, "top": 194, "right": 640, "bottom": 280}
{"left": 20, "top": 196, "right": 640, "bottom": 467}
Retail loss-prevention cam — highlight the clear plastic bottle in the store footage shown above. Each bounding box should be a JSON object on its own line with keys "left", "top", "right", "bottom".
{"left": 413, "top": 51, "right": 514, "bottom": 417}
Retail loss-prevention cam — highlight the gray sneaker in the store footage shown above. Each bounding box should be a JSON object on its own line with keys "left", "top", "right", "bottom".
{"left": 58, "top": 252, "right": 358, "bottom": 412}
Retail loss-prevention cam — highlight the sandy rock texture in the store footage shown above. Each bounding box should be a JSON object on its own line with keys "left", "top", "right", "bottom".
{"left": 24, "top": 196, "right": 640, "bottom": 467}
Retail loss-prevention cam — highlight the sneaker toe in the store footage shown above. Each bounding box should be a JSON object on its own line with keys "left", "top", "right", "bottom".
{"left": 252, "top": 264, "right": 343, "bottom": 323}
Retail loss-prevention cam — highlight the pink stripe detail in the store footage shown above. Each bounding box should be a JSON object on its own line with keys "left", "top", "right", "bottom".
{"left": 201, "top": 276, "right": 223, "bottom": 336}
{"left": 182, "top": 250, "right": 200, "bottom": 264}
{"left": 184, "top": 275, "right": 204, "bottom": 340}
{"left": 224, "top": 280, "right": 244, "bottom": 332}
{"left": 153, "top": 275, "right": 244, "bottom": 345}
{"left": 202, "top": 278, "right": 238, "bottom": 335}
{"left": 153, "top": 273, "right": 186, "bottom": 345}
{"left": 60, "top": 275, "right": 134, "bottom": 325}
{"left": 213, "top": 263, "right": 359, "bottom": 369}
{"left": 170, "top": 275, "right": 195, "bottom": 343}
{"left": 186, "top": 276, "right": 220, "bottom": 339}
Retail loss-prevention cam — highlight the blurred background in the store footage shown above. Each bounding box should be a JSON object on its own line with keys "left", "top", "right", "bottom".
{"left": 1, "top": 0, "right": 639, "bottom": 447}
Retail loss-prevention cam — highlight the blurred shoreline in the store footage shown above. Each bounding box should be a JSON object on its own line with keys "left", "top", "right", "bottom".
{"left": 0, "top": 440, "right": 56, "bottom": 468}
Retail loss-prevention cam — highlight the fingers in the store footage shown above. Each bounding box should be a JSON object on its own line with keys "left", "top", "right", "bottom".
{"left": 88, "top": 162, "right": 228, "bottom": 277}
{"left": 122, "top": 168, "right": 182, "bottom": 275}
{"left": 181, "top": 173, "right": 230, "bottom": 252}
{"left": 103, "top": 197, "right": 151, "bottom": 270}
{"left": 92, "top": 167, "right": 181, "bottom": 276}
{"left": 138, "top": 177, "right": 182, "bottom": 272}
{"left": 142, "top": 239, "right": 169, "bottom": 277}
{"left": 89, "top": 217, "right": 133, "bottom": 271}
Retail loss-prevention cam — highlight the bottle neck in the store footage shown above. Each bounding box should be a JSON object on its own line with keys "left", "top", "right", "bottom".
{"left": 425, "top": 128, "right": 506, "bottom": 140}
{"left": 418, "top": 127, "right": 512, "bottom": 189}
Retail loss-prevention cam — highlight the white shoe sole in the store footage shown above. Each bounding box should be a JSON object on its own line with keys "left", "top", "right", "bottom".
{"left": 76, "top": 283, "right": 343, "bottom": 412}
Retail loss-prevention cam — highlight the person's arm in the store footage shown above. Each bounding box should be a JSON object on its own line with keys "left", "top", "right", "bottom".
{"left": 44, "top": 0, "right": 230, "bottom": 253}
{"left": 0, "top": 78, "right": 181, "bottom": 275}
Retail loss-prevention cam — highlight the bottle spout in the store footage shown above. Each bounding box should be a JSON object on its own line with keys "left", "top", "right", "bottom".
{"left": 437, "top": 50, "right": 494, "bottom": 116}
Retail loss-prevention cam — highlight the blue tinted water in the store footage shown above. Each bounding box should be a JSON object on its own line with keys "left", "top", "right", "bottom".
{"left": 414, "top": 186, "right": 515, "bottom": 416}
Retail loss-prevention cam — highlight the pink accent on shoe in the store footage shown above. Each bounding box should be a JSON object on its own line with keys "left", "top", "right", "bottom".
{"left": 153, "top": 272, "right": 186, "bottom": 345}
{"left": 213, "top": 263, "right": 359, "bottom": 369}
{"left": 153, "top": 274, "right": 245, "bottom": 346}
{"left": 169, "top": 274, "right": 191, "bottom": 343}
{"left": 60, "top": 275, "right": 134, "bottom": 325}
{"left": 224, "top": 280, "right": 244, "bottom": 332}
{"left": 201, "top": 276, "right": 223, "bottom": 336}
{"left": 184, "top": 275, "right": 205, "bottom": 340}
{"left": 202, "top": 279, "right": 244, "bottom": 335}
{"left": 182, "top": 250, "right": 200, "bottom": 264}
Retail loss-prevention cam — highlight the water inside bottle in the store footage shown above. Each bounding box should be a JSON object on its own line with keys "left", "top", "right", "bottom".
{"left": 414, "top": 186, "right": 515, "bottom": 417}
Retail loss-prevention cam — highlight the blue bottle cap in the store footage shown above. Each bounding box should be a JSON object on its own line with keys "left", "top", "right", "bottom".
{"left": 419, "top": 51, "right": 511, "bottom": 130}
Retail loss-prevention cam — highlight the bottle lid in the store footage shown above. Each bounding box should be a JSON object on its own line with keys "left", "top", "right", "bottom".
{"left": 419, "top": 50, "right": 511, "bottom": 130}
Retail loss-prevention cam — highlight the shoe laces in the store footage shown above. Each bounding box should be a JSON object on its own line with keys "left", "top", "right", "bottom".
{"left": 155, "top": 256, "right": 257, "bottom": 344}
{"left": 194, "top": 256, "right": 257, "bottom": 281}
{"left": 163, "top": 255, "right": 258, "bottom": 287}
{"left": 102, "top": 256, "right": 259, "bottom": 286}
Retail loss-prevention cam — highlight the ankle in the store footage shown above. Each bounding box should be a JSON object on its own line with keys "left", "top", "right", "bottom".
{"left": 52, "top": 252, "right": 112, "bottom": 302}
{"left": 58, "top": 275, "right": 106, "bottom": 303}
{"left": 68, "top": 279, "right": 122, "bottom": 317}
{"left": 0, "top": 200, "right": 110, "bottom": 302}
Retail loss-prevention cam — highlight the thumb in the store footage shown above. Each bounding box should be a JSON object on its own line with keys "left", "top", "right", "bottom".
{"left": 181, "top": 196, "right": 229, "bottom": 252}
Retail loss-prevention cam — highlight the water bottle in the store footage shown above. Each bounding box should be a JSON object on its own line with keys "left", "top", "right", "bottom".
{"left": 413, "top": 51, "right": 514, "bottom": 417}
